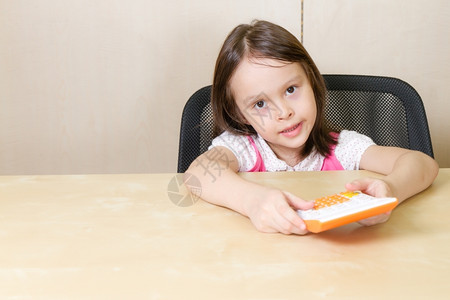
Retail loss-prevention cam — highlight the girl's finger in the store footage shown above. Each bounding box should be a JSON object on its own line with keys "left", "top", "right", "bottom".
{"left": 282, "top": 191, "right": 315, "bottom": 210}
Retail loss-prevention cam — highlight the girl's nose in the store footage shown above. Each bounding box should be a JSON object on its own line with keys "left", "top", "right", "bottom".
{"left": 276, "top": 100, "right": 294, "bottom": 120}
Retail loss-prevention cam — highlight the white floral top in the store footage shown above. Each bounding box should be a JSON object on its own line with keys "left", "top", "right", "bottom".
{"left": 209, "top": 130, "right": 375, "bottom": 172}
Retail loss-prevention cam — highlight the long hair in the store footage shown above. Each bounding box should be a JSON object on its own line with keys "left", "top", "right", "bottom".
{"left": 212, "top": 20, "right": 336, "bottom": 157}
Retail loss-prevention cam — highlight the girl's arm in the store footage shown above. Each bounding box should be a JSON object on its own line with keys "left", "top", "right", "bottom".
{"left": 184, "top": 146, "right": 314, "bottom": 234}
{"left": 346, "top": 145, "right": 439, "bottom": 225}
{"left": 357, "top": 146, "right": 439, "bottom": 202}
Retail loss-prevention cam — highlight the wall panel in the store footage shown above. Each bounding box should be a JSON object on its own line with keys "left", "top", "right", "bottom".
{"left": 304, "top": 0, "right": 449, "bottom": 166}
{"left": 0, "top": 0, "right": 301, "bottom": 174}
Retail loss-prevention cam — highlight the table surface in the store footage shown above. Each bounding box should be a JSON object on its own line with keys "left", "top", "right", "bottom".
{"left": 1, "top": 169, "right": 449, "bottom": 299}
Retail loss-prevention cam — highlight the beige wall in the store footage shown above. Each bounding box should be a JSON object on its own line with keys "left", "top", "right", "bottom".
{"left": 1, "top": 0, "right": 448, "bottom": 175}
{"left": 304, "top": 0, "right": 450, "bottom": 167}
{"left": 0, "top": 0, "right": 301, "bottom": 175}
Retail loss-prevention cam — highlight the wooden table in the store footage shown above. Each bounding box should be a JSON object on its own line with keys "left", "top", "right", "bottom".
{"left": 1, "top": 169, "right": 449, "bottom": 299}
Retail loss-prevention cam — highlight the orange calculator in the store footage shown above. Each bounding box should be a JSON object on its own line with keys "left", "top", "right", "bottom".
{"left": 297, "top": 191, "right": 398, "bottom": 233}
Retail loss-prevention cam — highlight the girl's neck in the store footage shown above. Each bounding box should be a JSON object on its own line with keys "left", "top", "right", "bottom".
{"left": 267, "top": 143, "right": 304, "bottom": 167}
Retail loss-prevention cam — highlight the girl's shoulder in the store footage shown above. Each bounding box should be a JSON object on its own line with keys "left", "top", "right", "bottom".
{"left": 209, "top": 131, "right": 250, "bottom": 149}
{"left": 208, "top": 131, "right": 257, "bottom": 171}
{"left": 334, "top": 130, "right": 376, "bottom": 170}
{"left": 336, "top": 130, "right": 375, "bottom": 146}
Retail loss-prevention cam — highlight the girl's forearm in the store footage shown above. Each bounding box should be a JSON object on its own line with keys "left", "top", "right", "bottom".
{"left": 384, "top": 151, "right": 439, "bottom": 203}
{"left": 184, "top": 156, "right": 267, "bottom": 217}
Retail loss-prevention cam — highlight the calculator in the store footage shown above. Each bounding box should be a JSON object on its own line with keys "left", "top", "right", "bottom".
{"left": 297, "top": 191, "right": 398, "bottom": 233}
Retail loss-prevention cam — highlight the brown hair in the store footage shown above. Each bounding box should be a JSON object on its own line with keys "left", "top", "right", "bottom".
{"left": 212, "top": 20, "right": 336, "bottom": 157}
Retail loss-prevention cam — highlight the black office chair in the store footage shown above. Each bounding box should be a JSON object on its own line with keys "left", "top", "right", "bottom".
{"left": 177, "top": 75, "right": 434, "bottom": 173}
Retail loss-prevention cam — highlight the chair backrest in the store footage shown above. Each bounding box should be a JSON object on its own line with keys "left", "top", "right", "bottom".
{"left": 177, "top": 86, "right": 214, "bottom": 173}
{"left": 177, "top": 75, "right": 434, "bottom": 173}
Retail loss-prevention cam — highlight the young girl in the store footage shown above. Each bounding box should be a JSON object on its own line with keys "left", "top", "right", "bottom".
{"left": 186, "top": 20, "right": 438, "bottom": 235}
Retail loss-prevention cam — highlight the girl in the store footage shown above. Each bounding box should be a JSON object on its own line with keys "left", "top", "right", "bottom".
{"left": 186, "top": 20, "right": 438, "bottom": 235}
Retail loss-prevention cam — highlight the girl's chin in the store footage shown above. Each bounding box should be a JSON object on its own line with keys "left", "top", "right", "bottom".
{"left": 267, "top": 138, "right": 307, "bottom": 153}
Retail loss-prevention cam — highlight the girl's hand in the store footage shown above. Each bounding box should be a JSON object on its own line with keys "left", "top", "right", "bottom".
{"left": 244, "top": 189, "right": 314, "bottom": 235}
{"left": 345, "top": 177, "right": 394, "bottom": 226}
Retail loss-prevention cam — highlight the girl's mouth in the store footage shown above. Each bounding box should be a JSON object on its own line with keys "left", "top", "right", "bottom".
{"left": 280, "top": 122, "right": 302, "bottom": 137}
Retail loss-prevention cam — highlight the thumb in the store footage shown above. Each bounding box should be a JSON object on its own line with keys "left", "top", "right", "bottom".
{"left": 345, "top": 178, "right": 370, "bottom": 192}
{"left": 282, "top": 191, "right": 315, "bottom": 210}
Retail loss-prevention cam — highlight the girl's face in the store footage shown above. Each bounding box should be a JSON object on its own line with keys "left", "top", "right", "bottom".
{"left": 230, "top": 56, "right": 317, "bottom": 162}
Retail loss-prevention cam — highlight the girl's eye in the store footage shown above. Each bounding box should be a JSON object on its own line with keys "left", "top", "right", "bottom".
{"left": 286, "top": 86, "right": 296, "bottom": 95}
{"left": 254, "top": 100, "right": 267, "bottom": 109}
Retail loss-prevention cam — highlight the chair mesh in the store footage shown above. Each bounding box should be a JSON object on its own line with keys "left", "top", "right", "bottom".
{"left": 177, "top": 75, "right": 433, "bottom": 173}
{"left": 200, "top": 103, "right": 214, "bottom": 154}
{"left": 323, "top": 75, "right": 433, "bottom": 159}
{"left": 177, "top": 86, "right": 214, "bottom": 173}
{"left": 324, "top": 90, "right": 409, "bottom": 148}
